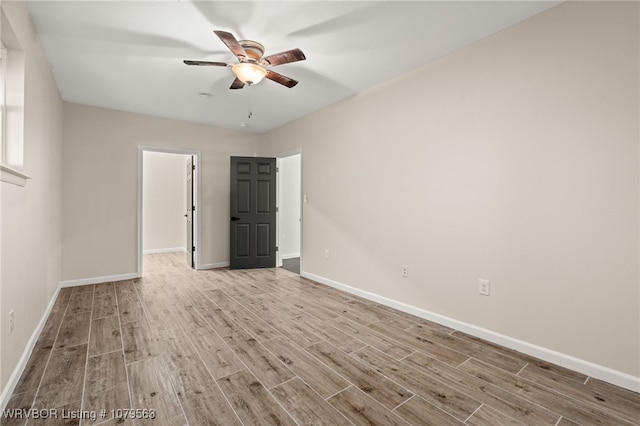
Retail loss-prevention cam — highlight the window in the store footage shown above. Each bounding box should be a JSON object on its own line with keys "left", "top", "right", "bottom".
{"left": 1, "top": 42, "right": 4, "bottom": 161}
{"left": 0, "top": 7, "right": 28, "bottom": 186}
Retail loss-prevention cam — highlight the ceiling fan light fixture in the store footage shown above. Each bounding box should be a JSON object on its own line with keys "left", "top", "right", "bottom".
{"left": 232, "top": 62, "right": 267, "bottom": 85}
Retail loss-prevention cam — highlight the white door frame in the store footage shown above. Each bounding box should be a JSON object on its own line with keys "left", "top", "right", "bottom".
{"left": 137, "top": 146, "right": 202, "bottom": 277}
{"left": 276, "top": 148, "right": 302, "bottom": 270}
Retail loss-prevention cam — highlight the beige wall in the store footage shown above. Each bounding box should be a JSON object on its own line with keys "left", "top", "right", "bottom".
{"left": 62, "top": 103, "right": 261, "bottom": 280}
{"left": 265, "top": 1, "right": 640, "bottom": 378}
{"left": 0, "top": 1, "right": 63, "bottom": 391}
{"left": 142, "top": 151, "right": 187, "bottom": 254}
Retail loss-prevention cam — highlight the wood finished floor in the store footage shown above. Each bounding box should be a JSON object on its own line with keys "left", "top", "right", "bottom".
{"left": 4, "top": 253, "right": 640, "bottom": 425}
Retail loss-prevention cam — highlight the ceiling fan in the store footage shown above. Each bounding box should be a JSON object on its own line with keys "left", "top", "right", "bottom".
{"left": 184, "top": 30, "right": 306, "bottom": 89}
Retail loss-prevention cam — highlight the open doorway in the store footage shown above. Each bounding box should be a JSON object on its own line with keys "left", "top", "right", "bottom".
{"left": 277, "top": 151, "right": 302, "bottom": 274}
{"left": 137, "top": 147, "right": 201, "bottom": 277}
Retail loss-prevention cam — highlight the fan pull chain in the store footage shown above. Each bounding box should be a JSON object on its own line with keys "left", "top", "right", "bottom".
{"left": 247, "top": 86, "right": 253, "bottom": 119}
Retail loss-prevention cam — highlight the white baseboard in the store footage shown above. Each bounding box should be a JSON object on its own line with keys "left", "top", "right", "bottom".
{"left": 302, "top": 272, "right": 640, "bottom": 394}
{"left": 281, "top": 253, "right": 300, "bottom": 260}
{"left": 0, "top": 286, "right": 60, "bottom": 411}
{"left": 199, "top": 261, "right": 229, "bottom": 270}
{"left": 60, "top": 273, "right": 139, "bottom": 287}
{"left": 143, "top": 247, "right": 186, "bottom": 255}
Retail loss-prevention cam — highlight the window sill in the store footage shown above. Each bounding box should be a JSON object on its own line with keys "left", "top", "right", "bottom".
{"left": 1, "top": 164, "right": 31, "bottom": 186}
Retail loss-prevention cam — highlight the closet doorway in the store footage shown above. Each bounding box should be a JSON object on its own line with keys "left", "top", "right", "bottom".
{"left": 277, "top": 151, "right": 301, "bottom": 274}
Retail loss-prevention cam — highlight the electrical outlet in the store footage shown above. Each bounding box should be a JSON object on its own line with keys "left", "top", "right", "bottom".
{"left": 478, "top": 279, "right": 490, "bottom": 296}
{"left": 9, "top": 310, "right": 15, "bottom": 334}
{"left": 324, "top": 249, "right": 331, "bottom": 260}
{"left": 401, "top": 265, "right": 409, "bottom": 278}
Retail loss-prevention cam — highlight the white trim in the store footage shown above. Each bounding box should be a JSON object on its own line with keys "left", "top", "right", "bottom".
{"left": 276, "top": 148, "right": 302, "bottom": 159}
{"left": 199, "top": 261, "right": 229, "bottom": 270}
{"left": 0, "top": 164, "right": 30, "bottom": 186}
{"left": 0, "top": 286, "right": 60, "bottom": 410}
{"left": 138, "top": 146, "right": 202, "bottom": 276}
{"left": 301, "top": 271, "right": 640, "bottom": 394}
{"left": 281, "top": 253, "right": 300, "bottom": 260}
{"left": 143, "top": 247, "right": 186, "bottom": 255}
{"left": 276, "top": 157, "right": 281, "bottom": 268}
{"left": 60, "top": 273, "right": 138, "bottom": 288}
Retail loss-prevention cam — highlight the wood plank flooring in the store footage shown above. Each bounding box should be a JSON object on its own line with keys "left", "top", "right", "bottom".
{"left": 3, "top": 253, "right": 639, "bottom": 425}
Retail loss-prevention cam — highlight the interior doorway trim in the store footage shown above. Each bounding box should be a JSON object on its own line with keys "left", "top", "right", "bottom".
{"left": 137, "top": 146, "right": 202, "bottom": 277}
{"left": 276, "top": 148, "right": 302, "bottom": 272}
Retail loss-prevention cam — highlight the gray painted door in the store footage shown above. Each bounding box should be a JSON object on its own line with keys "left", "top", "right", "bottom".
{"left": 186, "top": 156, "right": 194, "bottom": 268}
{"left": 230, "top": 156, "right": 277, "bottom": 269}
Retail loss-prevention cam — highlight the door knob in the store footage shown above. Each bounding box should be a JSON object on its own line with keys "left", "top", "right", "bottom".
{"left": 231, "top": 216, "right": 240, "bottom": 221}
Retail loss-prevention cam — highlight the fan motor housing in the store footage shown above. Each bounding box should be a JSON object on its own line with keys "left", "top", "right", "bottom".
{"left": 239, "top": 40, "right": 265, "bottom": 62}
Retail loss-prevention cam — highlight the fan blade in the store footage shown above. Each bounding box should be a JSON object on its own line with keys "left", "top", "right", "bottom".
{"left": 230, "top": 78, "right": 246, "bottom": 90}
{"left": 183, "top": 60, "right": 229, "bottom": 67}
{"left": 262, "top": 48, "right": 306, "bottom": 66}
{"left": 265, "top": 70, "right": 298, "bottom": 88}
{"left": 214, "top": 30, "right": 247, "bottom": 59}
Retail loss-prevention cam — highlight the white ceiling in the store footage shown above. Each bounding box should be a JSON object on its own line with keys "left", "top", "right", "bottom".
{"left": 26, "top": 1, "right": 561, "bottom": 133}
